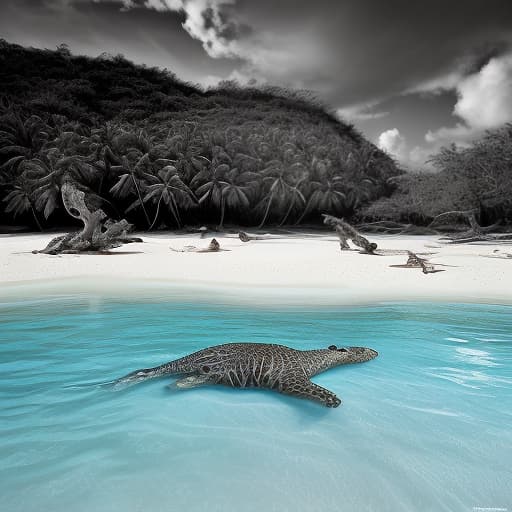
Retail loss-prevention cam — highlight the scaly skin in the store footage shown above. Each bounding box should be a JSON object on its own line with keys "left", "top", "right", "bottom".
{"left": 115, "top": 343, "right": 378, "bottom": 407}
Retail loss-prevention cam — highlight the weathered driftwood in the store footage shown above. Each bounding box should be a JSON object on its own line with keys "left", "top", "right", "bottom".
{"left": 170, "top": 238, "right": 228, "bottom": 253}
{"left": 238, "top": 231, "right": 276, "bottom": 242}
{"left": 360, "top": 211, "right": 506, "bottom": 238}
{"left": 428, "top": 210, "right": 490, "bottom": 235}
{"left": 323, "top": 214, "right": 378, "bottom": 254}
{"left": 357, "top": 221, "right": 439, "bottom": 236}
{"left": 399, "top": 225, "right": 440, "bottom": 236}
{"left": 428, "top": 210, "right": 477, "bottom": 230}
{"left": 33, "top": 182, "right": 142, "bottom": 255}
{"left": 357, "top": 220, "right": 406, "bottom": 232}
{"left": 430, "top": 210, "right": 508, "bottom": 243}
{"left": 443, "top": 232, "right": 512, "bottom": 244}
{"left": 389, "top": 251, "right": 444, "bottom": 274}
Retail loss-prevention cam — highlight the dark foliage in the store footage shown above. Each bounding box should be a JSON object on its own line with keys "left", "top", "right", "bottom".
{"left": 0, "top": 40, "right": 401, "bottom": 230}
{"left": 362, "top": 124, "right": 512, "bottom": 226}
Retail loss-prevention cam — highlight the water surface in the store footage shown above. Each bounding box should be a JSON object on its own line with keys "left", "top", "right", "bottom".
{"left": 1, "top": 297, "right": 511, "bottom": 512}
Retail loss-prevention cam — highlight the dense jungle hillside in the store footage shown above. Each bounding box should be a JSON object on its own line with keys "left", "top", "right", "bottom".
{"left": 0, "top": 40, "right": 401, "bottom": 231}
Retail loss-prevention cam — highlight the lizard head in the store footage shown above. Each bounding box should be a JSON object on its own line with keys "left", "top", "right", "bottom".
{"left": 328, "top": 345, "right": 378, "bottom": 364}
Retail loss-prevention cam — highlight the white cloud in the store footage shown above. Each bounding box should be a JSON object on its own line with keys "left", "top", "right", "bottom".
{"left": 378, "top": 52, "right": 512, "bottom": 170}
{"left": 201, "top": 74, "right": 223, "bottom": 88}
{"left": 455, "top": 53, "right": 512, "bottom": 129}
{"left": 378, "top": 129, "right": 439, "bottom": 169}
{"left": 378, "top": 128, "right": 406, "bottom": 158}
{"left": 408, "top": 145, "right": 435, "bottom": 167}
{"left": 337, "top": 101, "right": 389, "bottom": 121}
{"left": 424, "top": 123, "right": 473, "bottom": 145}
{"left": 181, "top": 0, "right": 240, "bottom": 59}
{"left": 421, "top": 52, "right": 512, "bottom": 146}
{"left": 115, "top": 0, "right": 328, "bottom": 89}
{"left": 118, "top": 0, "right": 239, "bottom": 58}
{"left": 404, "top": 70, "right": 463, "bottom": 96}
{"left": 143, "top": 0, "right": 184, "bottom": 11}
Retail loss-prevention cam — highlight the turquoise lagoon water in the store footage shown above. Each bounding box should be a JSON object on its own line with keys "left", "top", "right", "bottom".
{"left": 0, "top": 296, "right": 511, "bottom": 512}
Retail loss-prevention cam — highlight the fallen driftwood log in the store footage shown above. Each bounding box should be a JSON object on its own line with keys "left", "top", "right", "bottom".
{"left": 170, "top": 238, "right": 228, "bottom": 253}
{"left": 399, "top": 225, "right": 440, "bottom": 236}
{"left": 444, "top": 233, "right": 512, "bottom": 244}
{"left": 356, "top": 221, "right": 439, "bottom": 236}
{"left": 238, "top": 231, "right": 276, "bottom": 242}
{"left": 389, "top": 251, "right": 445, "bottom": 274}
{"left": 430, "top": 210, "right": 511, "bottom": 244}
{"left": 323, "top": 214, "right": 378, "bottom": 254}
{"left": 356, "top": 221, "right": 406, "bottom": 234}
{"left": 33, "top": 182, "right": 142, "bottom": 255}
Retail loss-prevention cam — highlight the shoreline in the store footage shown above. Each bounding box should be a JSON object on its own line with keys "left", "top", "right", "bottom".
{"left": 1, "top": 232, "right": 511, "bottom": 306}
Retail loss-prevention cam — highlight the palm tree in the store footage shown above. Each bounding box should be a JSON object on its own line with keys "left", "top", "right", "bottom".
{"left": 297, "top": 178, "right": 346, "bottom": 223}
{"left": 142, "top": 165, "right": 196, "bottom": 229}
{"left": 166, "top": 123, "right": 205, "bottom": 183}
{"left": 0, "top": 113, "right": 48, "bottom": 159}
{"left": 279, "top": 179, "right": 306, "bottom": 226}
{"left": 343, "top": 178, "right": 376, "bottom": 214}
{"left": 114, "top": 129, "right": 155, "bottom": 157}
{"left": 90, "top": 122, "right": 119, "bottom": 150}
{"left": 218, "top": 168, "right": 259, "bottom": 227}
{"left": 109, "top": 154, "right": 152, "bottom": 228}
{"left": 190, "top": 158, "right": 231, "bottom": 226}
{"left": 255, "top": 170, "right": 290, "bottom": 228}
{"left": 3, "top": 180, "right": 43, "bottom": 231}
{"left": 255, "top": 152, "right": 307, "bottom": 227}
{"left": 0, "top": 113, "right": 49, "bottom": 181}
{"left": 84, "top": 143, "right": 122, "bottom": 197}
{"left": 25, "top": 151, "right": 98, "bottom": 220}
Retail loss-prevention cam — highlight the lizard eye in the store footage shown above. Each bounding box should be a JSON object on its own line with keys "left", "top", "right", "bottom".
{"left": 328, "top": 345, "right": 337, "bottom": 350}
{"left": 339, "top": 348, "right": 348, "bottom": 352}
{"left": 202, "top": 365, "right": 210, "bottom": 373}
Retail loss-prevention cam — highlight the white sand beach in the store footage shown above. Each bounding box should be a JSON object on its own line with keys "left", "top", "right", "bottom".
{"left": 1, "top": 232, "right": 511, "bottom": 305}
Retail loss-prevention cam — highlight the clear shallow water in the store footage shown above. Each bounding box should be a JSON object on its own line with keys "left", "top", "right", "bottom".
{"left": 0, "top": 297, "right": 511, "bottom": 512}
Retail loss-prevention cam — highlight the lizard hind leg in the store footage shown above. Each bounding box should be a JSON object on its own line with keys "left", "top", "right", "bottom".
{"left": 281, "top": 378, "right": 342, "bottom": 408}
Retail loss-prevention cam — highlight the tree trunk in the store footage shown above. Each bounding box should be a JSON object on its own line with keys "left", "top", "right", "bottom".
{"left": 131, "top": 173, "right": 151, "bottom": 228}
{"left": 219, "top": 197, "right": 225, "bottom": 229}
{"left": 33, "top": 182, "right": 142, "bottom": 254}
{"left": 280, "top": 199, "right": 296, "bottom": 226}
{"left": 30, "top": 203, "right": 43, "bottom": 232}
{"left": 258, "top": 193, "right": 274, "bottom": 229}
{"left": 149, "top": 194, "right": 163, "bottom": 231}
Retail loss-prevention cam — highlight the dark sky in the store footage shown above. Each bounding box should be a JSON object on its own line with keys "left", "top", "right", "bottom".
{"left": 1, "top": 0, "right": 512, "bottom": 169}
